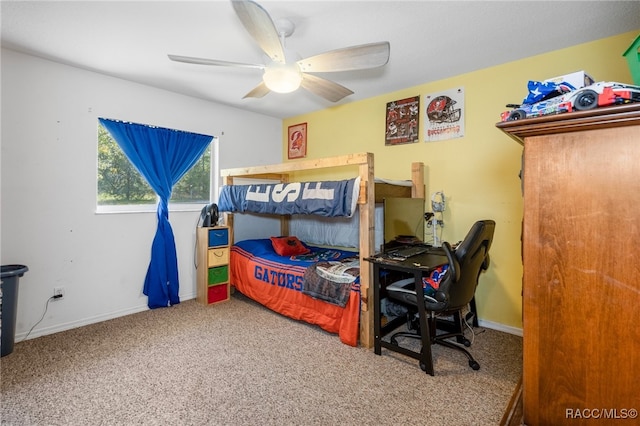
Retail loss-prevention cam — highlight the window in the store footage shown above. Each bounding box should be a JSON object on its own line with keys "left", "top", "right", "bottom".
{"left": 97, "top": 123, "right": 212, "bottom": 212}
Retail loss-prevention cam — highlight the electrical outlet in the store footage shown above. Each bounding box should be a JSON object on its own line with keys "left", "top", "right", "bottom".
{"left": 53, "top": 286, "right": 65, "bottom": 300}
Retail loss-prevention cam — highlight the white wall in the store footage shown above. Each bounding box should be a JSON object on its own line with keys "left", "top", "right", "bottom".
{"left": 0, "top": 48, "right": 282, "bottom": 340}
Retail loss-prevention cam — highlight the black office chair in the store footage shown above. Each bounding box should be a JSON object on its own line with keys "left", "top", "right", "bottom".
{"left": 386, "top": 220, "right": 495, "bottom": 373}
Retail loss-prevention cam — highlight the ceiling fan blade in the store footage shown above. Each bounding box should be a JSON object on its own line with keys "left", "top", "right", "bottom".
{"left": 243, "top": 81, "right": 271, "bottom": 99}
{"left": 168, "top": 54, "right": 265, "bottom": 70}
{"left": 300, "top": 73, "right": 354, "bottom": 102}
{"left": 231, "top": 0, "right": 286, "bottom": 63}
{"left": 297, "top": 42, "right": 390, "bottom": 73}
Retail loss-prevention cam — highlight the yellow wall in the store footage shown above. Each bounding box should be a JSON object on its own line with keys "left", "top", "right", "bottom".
{"left": 282, "top": 31, "right": 638, "bottom": 332}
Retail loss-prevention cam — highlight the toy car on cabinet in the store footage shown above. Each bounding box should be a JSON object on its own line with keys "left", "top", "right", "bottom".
{"left": 501, "top": 81, "right": 640, "bottom": 121}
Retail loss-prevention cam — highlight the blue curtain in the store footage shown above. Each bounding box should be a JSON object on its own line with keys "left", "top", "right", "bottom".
{"left": 99, "top": 118, "right": 213, "bottom": 309}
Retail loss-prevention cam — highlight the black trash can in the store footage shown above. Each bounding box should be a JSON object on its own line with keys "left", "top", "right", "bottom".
{"left": 1, "top": 265, "right": 28, "bottom": 357}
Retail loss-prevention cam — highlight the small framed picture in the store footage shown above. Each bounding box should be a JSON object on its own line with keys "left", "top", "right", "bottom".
{"left": 288, "top": 123, "right": 307, "bottom": 159}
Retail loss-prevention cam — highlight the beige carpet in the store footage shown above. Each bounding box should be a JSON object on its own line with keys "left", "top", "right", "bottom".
{"left": 1, "top": 293, "right": 522, "bottom": 425}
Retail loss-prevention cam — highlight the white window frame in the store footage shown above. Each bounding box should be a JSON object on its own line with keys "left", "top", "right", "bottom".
{"left": 96, "top": 137, "right": 219, "bottom": 215}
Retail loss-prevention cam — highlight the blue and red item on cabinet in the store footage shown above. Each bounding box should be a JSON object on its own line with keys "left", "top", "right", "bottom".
{"left": 501, "top": 81, "right": 640, "bottom": 122}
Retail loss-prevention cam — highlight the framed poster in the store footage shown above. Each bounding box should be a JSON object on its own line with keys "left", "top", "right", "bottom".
{"left": 385, "top": 96, "right": 420, "bottom": 145}
{"left": 424, "top": 87, "right": 465, "bottom": 142}
{"left": 287, "top": 123, "right": 307, "bottom": 159}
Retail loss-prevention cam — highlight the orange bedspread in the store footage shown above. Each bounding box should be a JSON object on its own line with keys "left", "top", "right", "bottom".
{"left": 230, "top": 241, "right": 360, "bottom": 346}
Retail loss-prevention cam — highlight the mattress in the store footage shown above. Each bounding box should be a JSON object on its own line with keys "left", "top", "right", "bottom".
{"left": 229, "top": 239, "right": 361, "bottom": 346}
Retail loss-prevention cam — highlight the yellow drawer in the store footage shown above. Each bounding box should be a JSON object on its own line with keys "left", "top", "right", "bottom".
{"left": 208, "top": 247, "right": 229, "bottom": 267}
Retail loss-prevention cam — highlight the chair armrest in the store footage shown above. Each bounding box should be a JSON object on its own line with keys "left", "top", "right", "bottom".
{"left": 442, "top": 241, "right": 460, "bottom": 282}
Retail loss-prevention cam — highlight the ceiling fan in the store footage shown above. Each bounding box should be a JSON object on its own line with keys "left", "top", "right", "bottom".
{"left": 168, "top": 0, "right": 390, "bottom": 102}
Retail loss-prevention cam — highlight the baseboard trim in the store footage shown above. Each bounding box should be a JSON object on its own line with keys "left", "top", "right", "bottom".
{"left": 478, "top": 319, "right": 523, "bottom": 337}
{"left": 17, "top": 293, "right": 196, "bottom": 341}
{"left": 17, "top": 294, "right": 520, "bottom": 341}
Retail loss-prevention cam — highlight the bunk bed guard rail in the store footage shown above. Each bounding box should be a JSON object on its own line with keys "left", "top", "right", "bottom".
{"left": 218, "top": 177, "right": 360, "bottom": 218}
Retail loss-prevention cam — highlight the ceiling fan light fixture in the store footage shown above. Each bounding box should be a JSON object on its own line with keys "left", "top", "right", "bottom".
{"left": 262, "top": 62, "right": 302, "bottom": 93}
{"left": 171, "top": 1, "right": 391, "bottom": 102}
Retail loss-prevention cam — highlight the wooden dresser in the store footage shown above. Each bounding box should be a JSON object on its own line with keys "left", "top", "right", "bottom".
{"left": 497, "top": 103, "right": 640, "bottom": 426}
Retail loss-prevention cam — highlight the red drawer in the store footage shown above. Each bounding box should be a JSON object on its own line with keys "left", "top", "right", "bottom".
{"left": 207, "top": 284, "right": 229, "bottom": 304}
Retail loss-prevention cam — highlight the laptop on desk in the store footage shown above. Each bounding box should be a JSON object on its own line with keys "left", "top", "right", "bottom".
{"left": 385, "top": 245, "right": 431, "bottom": 260}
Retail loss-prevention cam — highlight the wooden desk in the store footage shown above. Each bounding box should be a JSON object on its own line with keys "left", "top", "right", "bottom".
{"left": 366, "top": 251, "right": 448, "bottom": 375}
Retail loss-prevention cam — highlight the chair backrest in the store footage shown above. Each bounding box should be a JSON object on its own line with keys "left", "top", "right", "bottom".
{"left": 432, "top": 220, "right": 495, "bottom": 311}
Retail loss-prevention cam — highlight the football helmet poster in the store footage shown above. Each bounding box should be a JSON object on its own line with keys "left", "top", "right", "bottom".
{"left": 424, "top": 87, "right": 465, "bottom": 142}
{"left": 385, "top": 96, "right": 420, "bottom": 145}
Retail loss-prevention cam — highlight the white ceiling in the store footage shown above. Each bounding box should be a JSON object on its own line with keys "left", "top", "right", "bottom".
{"left": 2, "top": 1, "right": 639, "bottom": 119}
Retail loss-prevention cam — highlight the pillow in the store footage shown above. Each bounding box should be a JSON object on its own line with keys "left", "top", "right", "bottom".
{"left": 422, "top": 264, "right": 449, "bottom": 296}
{"left": 270, "top": 236, "right": 310, "bottom": 256}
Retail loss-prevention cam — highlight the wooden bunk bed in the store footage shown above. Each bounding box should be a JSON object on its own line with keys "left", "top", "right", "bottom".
{"left": 220, "top": 152, "right": 424, "bottom": 348}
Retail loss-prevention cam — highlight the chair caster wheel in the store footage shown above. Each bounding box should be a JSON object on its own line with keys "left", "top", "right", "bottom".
{"left": 463, "top": 338, "right": 471, "bottom": 347}
{"left": 469, "top": 360, "right": 480, "bottom": 370}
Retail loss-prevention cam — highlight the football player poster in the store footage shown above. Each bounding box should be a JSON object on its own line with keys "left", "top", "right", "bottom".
{"left": 385, "top": 95, "right": 420, "bottom": 145}
{"left": 424, "top": 87, "right": 465, "bottom": 142}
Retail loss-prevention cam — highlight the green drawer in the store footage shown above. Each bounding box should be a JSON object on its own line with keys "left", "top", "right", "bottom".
{"left": 208, "top": 265, "right": 228, "bottom": 285}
